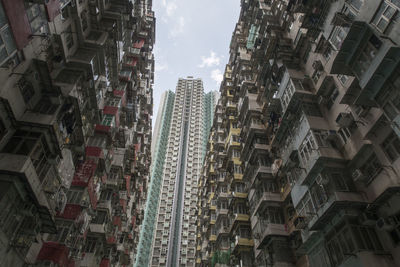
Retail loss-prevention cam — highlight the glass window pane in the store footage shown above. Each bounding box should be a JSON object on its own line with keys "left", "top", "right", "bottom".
{"left": 0, "top": 46, "right": 7, "bottom": 63}
{"left": 0, "top": 2, "right": 6, "bottom": 28}
{"left": 2, "top": 27, "right": 16, "bottom": 55}
{"left": 377, "top": 19, "right": 389, "bottom": 31}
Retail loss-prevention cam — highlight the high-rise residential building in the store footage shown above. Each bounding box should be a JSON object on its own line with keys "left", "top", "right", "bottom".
{"left": 196, "top": 1, "right": 400, "bottom": 267}
{"left": 146, "top": 77, "right": 215, "bottom": 267}
{"left": 136, "top": 90, "right": 175, "bottom": 267}
{"left": 0, "top": 0, "right": 154, "bottom": 266}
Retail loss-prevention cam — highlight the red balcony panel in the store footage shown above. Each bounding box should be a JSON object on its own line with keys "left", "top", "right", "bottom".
{"left": 100, "top": 258, "right": 111, "bottom": 267}
{"left": 113, "top": 216, "right": 122, "bottom": 230}
{"left": 103, "top": 106, "right": 118, "bottom": 116}
{"left": 114, "top": 90, "right": 126, "bottom": 107}
{"left": 2, "top": 0, "right": 31, "bottom": 49}
{"left": 119, "top": 199, "right": 127, "bottom": 213}
{"left": 125, "top": 175, "right": 131, "bottom": 195}
{"left": 103, "top": 106, "right": 119, "bottom": 127}
{"left": 57, "top": 204, "right": 82, "bottom": 220}
{"left": 37, "top": 242, "right": 69, "bottom": 267}
{"left": 134, "top": 144, "right": 141, "bottom": 153}
{"left": 85, "top": 146, "right": 104, "bottom": 158}
{"left": 72, "top": 159, "right": 97, "bottom": 186}
{"left": 95, "top": 124, "right": 111, "bottom": 134}
{"left": 131, "top": 215, "right": 136, "bottom": 228}
{"left": 45, "top": 0, "right": 61, "bottom": 22}
{"left": 107, "top": 236, "right": 116, "bottom": 244}
{"left": 133, "top": 38, "right": 145, "bottom": 49}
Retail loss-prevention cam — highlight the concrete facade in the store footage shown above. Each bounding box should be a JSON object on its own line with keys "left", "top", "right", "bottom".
{"left": 196, "top": 1, "right": 400, "bottom": 267}
{"left": 0, "top": 0, "right": 154, "bottom": 266}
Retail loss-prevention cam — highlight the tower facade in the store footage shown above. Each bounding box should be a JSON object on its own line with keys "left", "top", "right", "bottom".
{"left": 196, "top": 1, "right": 400, "bottom": 267}
{"left": 135, "top": 90, "right": 175, "bottom": 267}
{"left": 149, "top": 78, "right": 215, "bottom": 267}
{"left": 0, "top": 0, "right": 154, "bottom": 266}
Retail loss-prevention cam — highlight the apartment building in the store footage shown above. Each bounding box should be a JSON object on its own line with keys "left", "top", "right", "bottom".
{"left": 135, "top": 90, "right": 175, "bottom": 267}
{"left": 0, "top": 0, "right": 154, "bottom": 266}
{"left": 148, "top": 77, "right": 216, "bottom": 267}
{"left": 196, "top": 1, "right": 400, "bottom": 267}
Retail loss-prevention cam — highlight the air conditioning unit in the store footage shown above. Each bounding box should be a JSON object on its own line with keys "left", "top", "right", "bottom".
{"left": 336, "top": 112, "right": 354, "bottom": 127}
{"left": 359, "top": 212, "right": 378, "bottom": 226}
{"left": 376, "top": 217, "right": 396, "bottom": 231}
{"left": 351, "top": 169, "right": 364, "bottom": 182}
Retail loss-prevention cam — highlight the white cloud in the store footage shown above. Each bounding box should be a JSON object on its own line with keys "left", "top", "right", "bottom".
{"left": 211, "top": 69, "right": 223, "bottom": 85}
{"left": 166, "top": 2, "right": 177, "bottom": 17}
{"left": 155, "top": 62, "right": 168, "bottom": 72}
{"left": 198, "top": 51, "right": 221, "bottom": 68}
{"left": 169, "top": 16, "right": 185, "bottom": 37}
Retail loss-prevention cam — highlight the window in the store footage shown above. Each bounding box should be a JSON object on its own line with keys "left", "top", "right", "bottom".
{"left": 0, "top": 118, "right": 6, "bottom": 141}
{"left": 346, "top": 0, "right": 363, "bottom": 11}
{"left": 376, "top": 80, "right": 400, "bottom": 120}
{"left": 65, "top": 26, "right": 74, "bottom": 50}
{"left": 323, "top": 44, "right": 333, "bottom": 61}
{"left": 310, "top": 178, "right": 328, "bottom": 209}
{"left": 329, "top": 26, "right": 348, "bottom": 50}
{"left": 326, "top": 221, "right": 383, "bottom": 267}
{"left": 67, "top": 190, "right": 83, "bottom": 204}
{"left": 299, "top": 131, "right": 318, "bottom": 164}
{"left": 372, "top": 0, "right": 399, "bottom": 32}
{"left": 381, "top": 131, "right": 400, "bottom": 162}
{"left": 312, "top": 69, "right": 323, "bottom": 84}
{"left": 338, "top": 127, "right": 352, "bottom": 144}
{"left": 353, "top": 35, "right": 382, "bottom": 77}
{"left": 84, "top": 237, "right": 97, "bottom": 253}
{"left": 18, "top": 78, "right": 35, "bottom": 104}
{"left": 312, "top": 130, "right": 331, "bottom": 148}
{"left": 360, "top": 152, "right": 382, "bottom": 184}
{"left": 47, "top": 221, "right": 72, "bottom": 243}
{"left": 2, "top": 130, "right": 50, "bottom": 181}
{"left": 0, "top": 2, "right": 18, "bottom": 67}
{"left": 302, "top": 102, "right": 322, "bottom": 117}
{"left": 25, "top": 2, "right": 48, "bottom": 34}
{"left": 337, "top": 74, "right": 349, "bottom": 85}
{"left": 327, "top": 87, "right": 339, "bottom": 110}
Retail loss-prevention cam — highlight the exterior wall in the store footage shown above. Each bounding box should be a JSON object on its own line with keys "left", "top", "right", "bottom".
{"left": 150, "top": 78, "right": 216, "bottom": 267}
{"left": 0, "top": 0, "right": 155, "bottom": 266}
{"left": 196, "top": 1, "right": 400, "bottom": 267}
{"left": 136, "top": 90, "right": 175, "bottom": 267}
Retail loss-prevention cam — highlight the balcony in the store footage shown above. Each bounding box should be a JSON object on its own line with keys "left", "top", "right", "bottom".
{"left": 308, "top": 191, "right": 367, "bottom": 230}
{"left": 231, "top": 213, "right": 250, "bottom": 226}
{"left": 233, "top": 234, "right": 254, "bottom": 252}
{"left": 247, "top": 164, "right": 273, "bottom": 189}
{"left": 89, "top": 222, "right": 108, "bottom": 234}
{"left": 216, "top": 207, "right": 228, "bottom": 219}
{"left": 276, "top": 69, "right": 315, "bottom": 116}
{"left": 253, "top": 219, "right": 288, "bottom": 249}
{"left": 0, "top": 153, "right": 56, "bottom": 233}
{"left": 249, "top": 191, "right": 281, "bottom": 218}
{"left": 242, "top": 139, "right": 270, "bottom": 164}
{"left": 297, "top": 144, "right": 344, "bottom": 186}
{"left": 331, "top": 22, "right": 400, "bottom": 105}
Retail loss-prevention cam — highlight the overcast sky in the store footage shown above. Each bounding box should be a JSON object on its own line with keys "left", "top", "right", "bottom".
{"left": 152, "top": 0, "right": 240, "bottom": 126}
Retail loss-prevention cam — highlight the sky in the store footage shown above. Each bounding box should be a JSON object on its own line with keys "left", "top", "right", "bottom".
{"left": 152, "top": 0, "right": 240, "bottom": 126}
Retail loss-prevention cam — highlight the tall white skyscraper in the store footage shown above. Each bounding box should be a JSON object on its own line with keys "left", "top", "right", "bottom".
{"left": 147, "top": 77, "right": 215, "bottom": 267}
